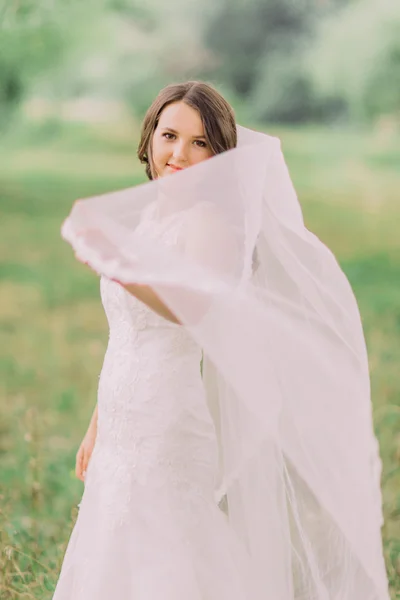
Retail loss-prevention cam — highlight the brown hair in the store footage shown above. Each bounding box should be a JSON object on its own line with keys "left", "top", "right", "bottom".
{"left": 137, "top": 81, "right": 237, "bottom": 180}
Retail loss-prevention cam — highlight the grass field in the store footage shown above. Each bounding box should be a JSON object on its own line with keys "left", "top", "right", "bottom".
{"left": 0, "top": 119, "right": 399, "bottom": 598}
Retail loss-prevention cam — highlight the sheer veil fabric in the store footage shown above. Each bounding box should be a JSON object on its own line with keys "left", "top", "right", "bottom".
{"left": 61, "top": 125, "right": 389, "bottom": 599}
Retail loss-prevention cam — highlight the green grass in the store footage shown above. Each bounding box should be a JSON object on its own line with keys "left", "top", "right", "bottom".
{"left": 0, "top": 118, "right": 399, "bottom": 598}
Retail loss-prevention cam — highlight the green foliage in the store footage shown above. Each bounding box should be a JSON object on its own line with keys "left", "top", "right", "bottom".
{"left": 202, "top": 0, "right": 400, "bottom": 123}
{"left": 1, "top": 0, "right": 400, "bottom": 124}
{"left": 0, "top": 0, "right": 150, "bottom": 123}
{"left": 0, "top": 4, "right": 64, "bottom": 120}
{"left": 307, "top": 0, "right": 400, "bottom": 122}
{"left": 249, "top": 50, "right": 316, "bottom": 123}
{"left": 204, "top": 0, "right": 316, "bottom": 93}
{"left": 202, "top": 0, "right": 354, "bottom": 123}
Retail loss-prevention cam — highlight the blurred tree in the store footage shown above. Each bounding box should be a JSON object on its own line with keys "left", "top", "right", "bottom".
{"left": 0, "top": 1, "right": 67, "bottom": 122}
{"left": 306, "top": 0, "right": 400, "bottom": 123}
{"left": 11, "top": 0, "right": 213, "bottom": 119}
{"left": 203, "top": 0, "right": 313, "bottom": 96}
{"left": 249, "top": 50, "right": 317, "bottom": 123}
{"left": 0, "top": 0, "right": 149, "bottom": 122}
{"left": 202, "top": 0, "right": 351, "bottom": 123}
{"left": 2, "top": 0, "right": 398, "bottom": 126}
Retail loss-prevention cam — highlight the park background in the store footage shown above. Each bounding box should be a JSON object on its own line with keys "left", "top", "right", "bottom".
{"left": 0, "top": 0, "right": 399, "bottom": 597}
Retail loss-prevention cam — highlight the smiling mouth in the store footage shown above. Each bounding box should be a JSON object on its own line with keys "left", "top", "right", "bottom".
{"left": 167, "top": 164, "right": 184, "bottom": 170}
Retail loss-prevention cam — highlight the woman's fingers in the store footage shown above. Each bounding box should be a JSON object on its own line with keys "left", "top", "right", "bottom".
{"left": 75, "top": 436, "right": 96, "bottom": 482}
{"left": 75, "top": 446, "right": 84, "bottom": 482}
{"left": 82, "top": 452, "right": 90, "bottom": 479}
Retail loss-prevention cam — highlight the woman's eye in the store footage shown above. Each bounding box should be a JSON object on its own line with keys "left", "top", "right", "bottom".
{"left": 161, "top": 133, "right": 206, "bottom": 148}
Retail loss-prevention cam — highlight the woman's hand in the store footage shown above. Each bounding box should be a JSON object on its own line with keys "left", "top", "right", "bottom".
{"left": 75, "top": 426, "right": 97, "bottom": 482}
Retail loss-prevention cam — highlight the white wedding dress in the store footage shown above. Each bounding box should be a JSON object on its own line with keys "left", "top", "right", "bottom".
{"left": 57, "top": 130, "right": 390, "bottom": 599}
{"left": 53, "top": 205, "right": 258, "bottom": 600}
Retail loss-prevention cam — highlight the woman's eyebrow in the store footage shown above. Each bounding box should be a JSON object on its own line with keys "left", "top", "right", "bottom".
{"left": 161, "top": 127, "right": 206, "bottom": 139}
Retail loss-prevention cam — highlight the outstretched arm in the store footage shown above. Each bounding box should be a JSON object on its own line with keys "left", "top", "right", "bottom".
{"left": 118, "top": 202, "right": 240, "bottom": 327}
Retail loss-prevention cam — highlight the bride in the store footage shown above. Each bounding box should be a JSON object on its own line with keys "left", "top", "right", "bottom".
{"left": 54, "top": 81, "right": 390, "bottom": 599}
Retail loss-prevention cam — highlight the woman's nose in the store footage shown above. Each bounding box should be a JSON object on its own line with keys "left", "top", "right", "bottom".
{"left": 172, "top": 140, "right": 189, "bottom": 163}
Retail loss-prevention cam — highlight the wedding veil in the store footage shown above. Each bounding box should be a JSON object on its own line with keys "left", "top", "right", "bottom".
{"left": 61, "top": 125, "right": 389, "bottom": 599}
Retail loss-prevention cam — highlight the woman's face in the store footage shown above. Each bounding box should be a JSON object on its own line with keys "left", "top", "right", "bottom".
{"left": 151, "top": 101, "right": 213, "bottom": 178}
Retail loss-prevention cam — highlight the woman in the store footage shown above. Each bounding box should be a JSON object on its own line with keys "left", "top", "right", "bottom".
{"left": 56, "top": 81, "right": 389, "bottom": 599}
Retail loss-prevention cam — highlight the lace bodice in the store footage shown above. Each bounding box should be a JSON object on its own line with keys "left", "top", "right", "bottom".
{"left": 81, "top": 202, "right": 219, "bottom": 531}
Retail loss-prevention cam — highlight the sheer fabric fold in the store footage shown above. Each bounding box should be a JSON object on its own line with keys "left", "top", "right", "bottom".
{"left": 61, "top": 126, "right": 389, "bottom": 599}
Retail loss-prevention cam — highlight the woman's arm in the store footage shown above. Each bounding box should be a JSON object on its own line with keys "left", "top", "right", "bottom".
{"left": 87, "top": 403, "right": 98, "bottom": 434}
{"left": 119, "top": 282, "right": 181, "bottom": 325}
{"left": 75, "top": 403, "right": 98, "bottom": 482}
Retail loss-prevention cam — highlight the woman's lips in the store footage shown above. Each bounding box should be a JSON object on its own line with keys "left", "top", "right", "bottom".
{"left": 167, "top": 164, "right": 184, "bottom": 171}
